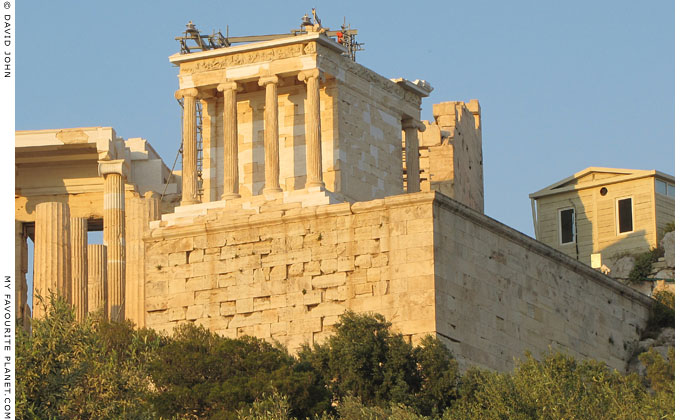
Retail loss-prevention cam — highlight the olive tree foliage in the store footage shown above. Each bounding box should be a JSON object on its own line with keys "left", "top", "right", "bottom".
{"left": 16, "top": 295, "right": 160, "bottom": 420}
{"left": 298, "top": 311, "right": 461, "bottom": 417}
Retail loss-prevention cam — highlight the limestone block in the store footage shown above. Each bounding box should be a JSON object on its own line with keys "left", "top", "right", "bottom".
{"left": 236, "top": 298, "right": 254, "bottom": 314}
{"left": 312, "top": 272, "right": 347, "bottom": 289}
{"left": 220, "top": 301, "right": 237, "bottom": 316}
{"left": 189, "top": 249, "right": 204, "bottom": 263}
{"left": 320, "top": 258, "right": 338, "bottom": 274}
{"left": 304, "top": 261, "right": 321, "bottom": 275}
{"left": 355, "top": 254, "right": 372, "bottom": 268}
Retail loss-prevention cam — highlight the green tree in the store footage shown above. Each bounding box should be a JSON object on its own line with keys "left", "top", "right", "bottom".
{"left": 299, "top": 311, "right": 460, "bottom": 416}
{"left": 147, "top": 323, "right": 329, "bottom": 419}
{"left": 16, "top": 295, "right": 159, "bottom": 420}
{"left": 444, "top": 351, "right": 674, "bottom": 420}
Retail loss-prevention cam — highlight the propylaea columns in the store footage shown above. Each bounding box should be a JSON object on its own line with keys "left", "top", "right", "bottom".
{"left": 298, "top": 69, "right": 325, "bottom": 188}
{"left": 402, "top": 119, "right": 425, "bottom": 193}
{"left": 99, "top": 160, "right": 126, "bottom": 322}
{"left": 218, "top": 81, "right": 241, "bottom": 199}
{"left": 87, "top": 244, "right": 107, "bottom": 316}
{"left": 258, "top": 75, "right": 282, "bottom": 194}
{"left": 70, "top": 217, "right": 89, "bottom": 321}
{"left": 175, "top": 87, "right": 201, "bottom": 205}
{"left": 33, "top": 202, "right": 72, "bottom": 318}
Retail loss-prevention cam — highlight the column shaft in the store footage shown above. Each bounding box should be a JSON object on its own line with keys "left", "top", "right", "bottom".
{"left": 15, "top": 221, "right": 28, "bottom": 324}
{"left": 70, "top": 217, "right": 88, "bottom": 321}
{"left": 87, "top": 244, "right": 107, "bottom": 316}
{"left": 259, "top": 76, "right": 281, "bottom": 194}
{"left": 104, "top": 173, "right": 125, "bottom": 321}
{"left": 33, "top": 202, "right": 71, "bottom": 318}
{"left": 402, "top": 121, "right": 421, "bottom": 193}
{"left": 177, "top": 88, "right": 200, "bottom": 205}
{"left": 299, "top": 70, "right": 325, "bottom": 188}
{"left": 219, "top": 82, "right": 240, "bottom": 199}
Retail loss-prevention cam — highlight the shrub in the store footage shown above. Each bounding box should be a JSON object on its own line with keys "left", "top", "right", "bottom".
{"left": 642, "top": 290, "right": 675, "bottom": 338}
{"left": 629, "top": 248, "right": 664, "bottom": 283}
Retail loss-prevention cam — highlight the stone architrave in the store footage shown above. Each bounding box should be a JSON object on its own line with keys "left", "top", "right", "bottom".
{"left": 298, "top": 69, "right": 325, "bottom": 188}
{"left": 258, "top": 75, "right": 282, "bottom": 194}
{"left": 99, "top": 160, "right": 126, "bottom": 321}
{"left": 218, "top": 81, "right": 242, "bottom": 199}
{"left": 70, "top": 217, "right": 89, "bottom": 321}
{"left": 402, "top": 119, "right": 425, "bottom": 193}
{"left": 87, "top": 244, "right": 107, "bottom": 316}
{"left": 33, "top": 202, "right": 71, "bottom": 318}
{"left": 175, "top": 87, "right": 201, "bottom": 205}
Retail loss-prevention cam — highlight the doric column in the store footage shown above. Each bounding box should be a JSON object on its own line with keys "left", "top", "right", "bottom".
{"left": 99, "top": 160, "right": 126, "bottom": 322}
{"left": 87, "top": 244, "right": 107, "bottom": 316}
{"left": 298, "top": 69, "right": 325, "bottom": 188}
{"left": 125, "top": 191, "right": 161, "bottom": 327}
{"left": 258, "top": 75, "right": 282, "bottom": 194}
{"left": 218, "top": 81, "right": 241, "bottom": 199}
{"left": 175, "top": 87, "right": 200, "bottom": 205}
{"left": 33, "top": 202, "right": 71, "bottom": 318}
{"left": 70, "top": 217, "right": 88, "bottom": 321}
{"left": 15, "top": 221, "right": 28, "bottom": 324}
{"left": 402, "top": 119, "right": 425, "bottom": 193}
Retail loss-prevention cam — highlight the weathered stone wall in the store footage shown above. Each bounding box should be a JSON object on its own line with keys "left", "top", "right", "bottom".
{"left": 144, "top": 194, "right": 437, "bottom": 353}
{"left": 432, "top": 193, "right": 651, "bottom": 372}
{"left": 418, "top": 101, "right": 484, "bottom": 213}
{"left": 145, "top": 191, "right": 650, "bottom": 372}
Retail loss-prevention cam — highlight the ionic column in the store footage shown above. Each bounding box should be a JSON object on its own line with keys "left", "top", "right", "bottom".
{"left": 33, "top": 202, "right": 71, "bottom": 319}
{"left": 402, "top": 119, "right": 425, "bottom": 193}
{"left": 258, "top": 75, "right": 282, "bottom": 194}
{"left": 99, "top": 160, "right": 126, "bottom": 322}
{"left": 87, "top": 244, "right": 107, "bottom": 316}
{"left": 70, "top": 217, "right": 88, "bottom": 321}
{"left": 218, "top": 81, "right": 241, "bottom": 199}
{"left": 298, "top": 69, "right": 325, "bottom": 188}
{"left": 175, "top": 87, "right": 201, "bottom": 205}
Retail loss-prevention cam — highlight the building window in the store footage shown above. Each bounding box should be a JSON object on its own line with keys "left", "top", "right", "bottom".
{"left": 655, "top": 178, "right": 675, "bottom": 198}
{"left": 617, "top": 197, "right": 633, "bottom": 234}
{"left": 559, "top": 208, "right": 575, "bottom": 245}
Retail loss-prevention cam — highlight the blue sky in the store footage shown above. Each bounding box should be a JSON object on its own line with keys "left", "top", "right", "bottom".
{"left": 16, "top": 0, "right": 674, "bottom": 236}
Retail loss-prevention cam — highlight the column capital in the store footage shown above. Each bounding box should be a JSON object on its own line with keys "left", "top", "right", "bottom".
{"left": 258, "top": 75, "right": 279, "bottom": 86}
{"left": 98, "top": 159, "right": 129, "bottom": 180}
{"left": 217, "top": 81, "right": 242, "bottom": 93}
{"left": 297, "top": 68, "right": 324, "bottom": 82}
{"left": 174, "top": 87, "right": 199, "bottom": 100}
{"left": 402, "top": 118, "right": 426, "bottom": 132}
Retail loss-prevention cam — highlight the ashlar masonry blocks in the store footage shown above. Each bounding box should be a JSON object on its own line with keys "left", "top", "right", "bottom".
{"left": 145, "top": 191, "right": 651, "bottom": 372}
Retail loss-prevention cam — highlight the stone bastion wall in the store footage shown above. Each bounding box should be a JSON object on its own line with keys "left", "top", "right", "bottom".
{"left": 143, "top": 191, "right": 651, "bottom": 372}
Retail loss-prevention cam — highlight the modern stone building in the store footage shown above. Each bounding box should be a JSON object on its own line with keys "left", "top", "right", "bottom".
{"left": 16, "top": 25, "right": 653, "bottom": 373}
{"left": 529, "top": 167, "right": 675, "bottom": 267}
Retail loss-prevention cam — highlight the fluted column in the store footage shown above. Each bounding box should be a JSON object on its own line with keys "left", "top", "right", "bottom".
{"left": 70, "top": 217, "right": 88, "bottom": 321}
{"left": 125, "top": 191, "right": 161, "bottom": 327}
{"left": 99, "top": 160, "right": 126, "bottom": 322}
{"left": 33, "top": 202, "right": 71, "bottom": 318}
{"left": 298, "top": 69, "right": 325, "bottom": 188}
{"left": 258, "top": 75, "right": 282, "bottom": 194}
{"left": 402, "top": 119, "right": 425, "bottom": 193}
{"left": 175, "top": 87, "right": 200, "bottom": 205}
{"left": 218, "top": 81, "right": 241, "bottom": 199}
{"left": 15, "top": 221, "right": 28, "bottom": 324}
{"left": 87, "top": 244, "right": 107, "bottom": 316}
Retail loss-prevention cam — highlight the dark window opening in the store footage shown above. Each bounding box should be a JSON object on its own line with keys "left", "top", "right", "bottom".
{"left": 618, "top": 198, "right": 633, "bottom": 233}
{"left": 560, "top": 208, "right": 574, "bottom": 244}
